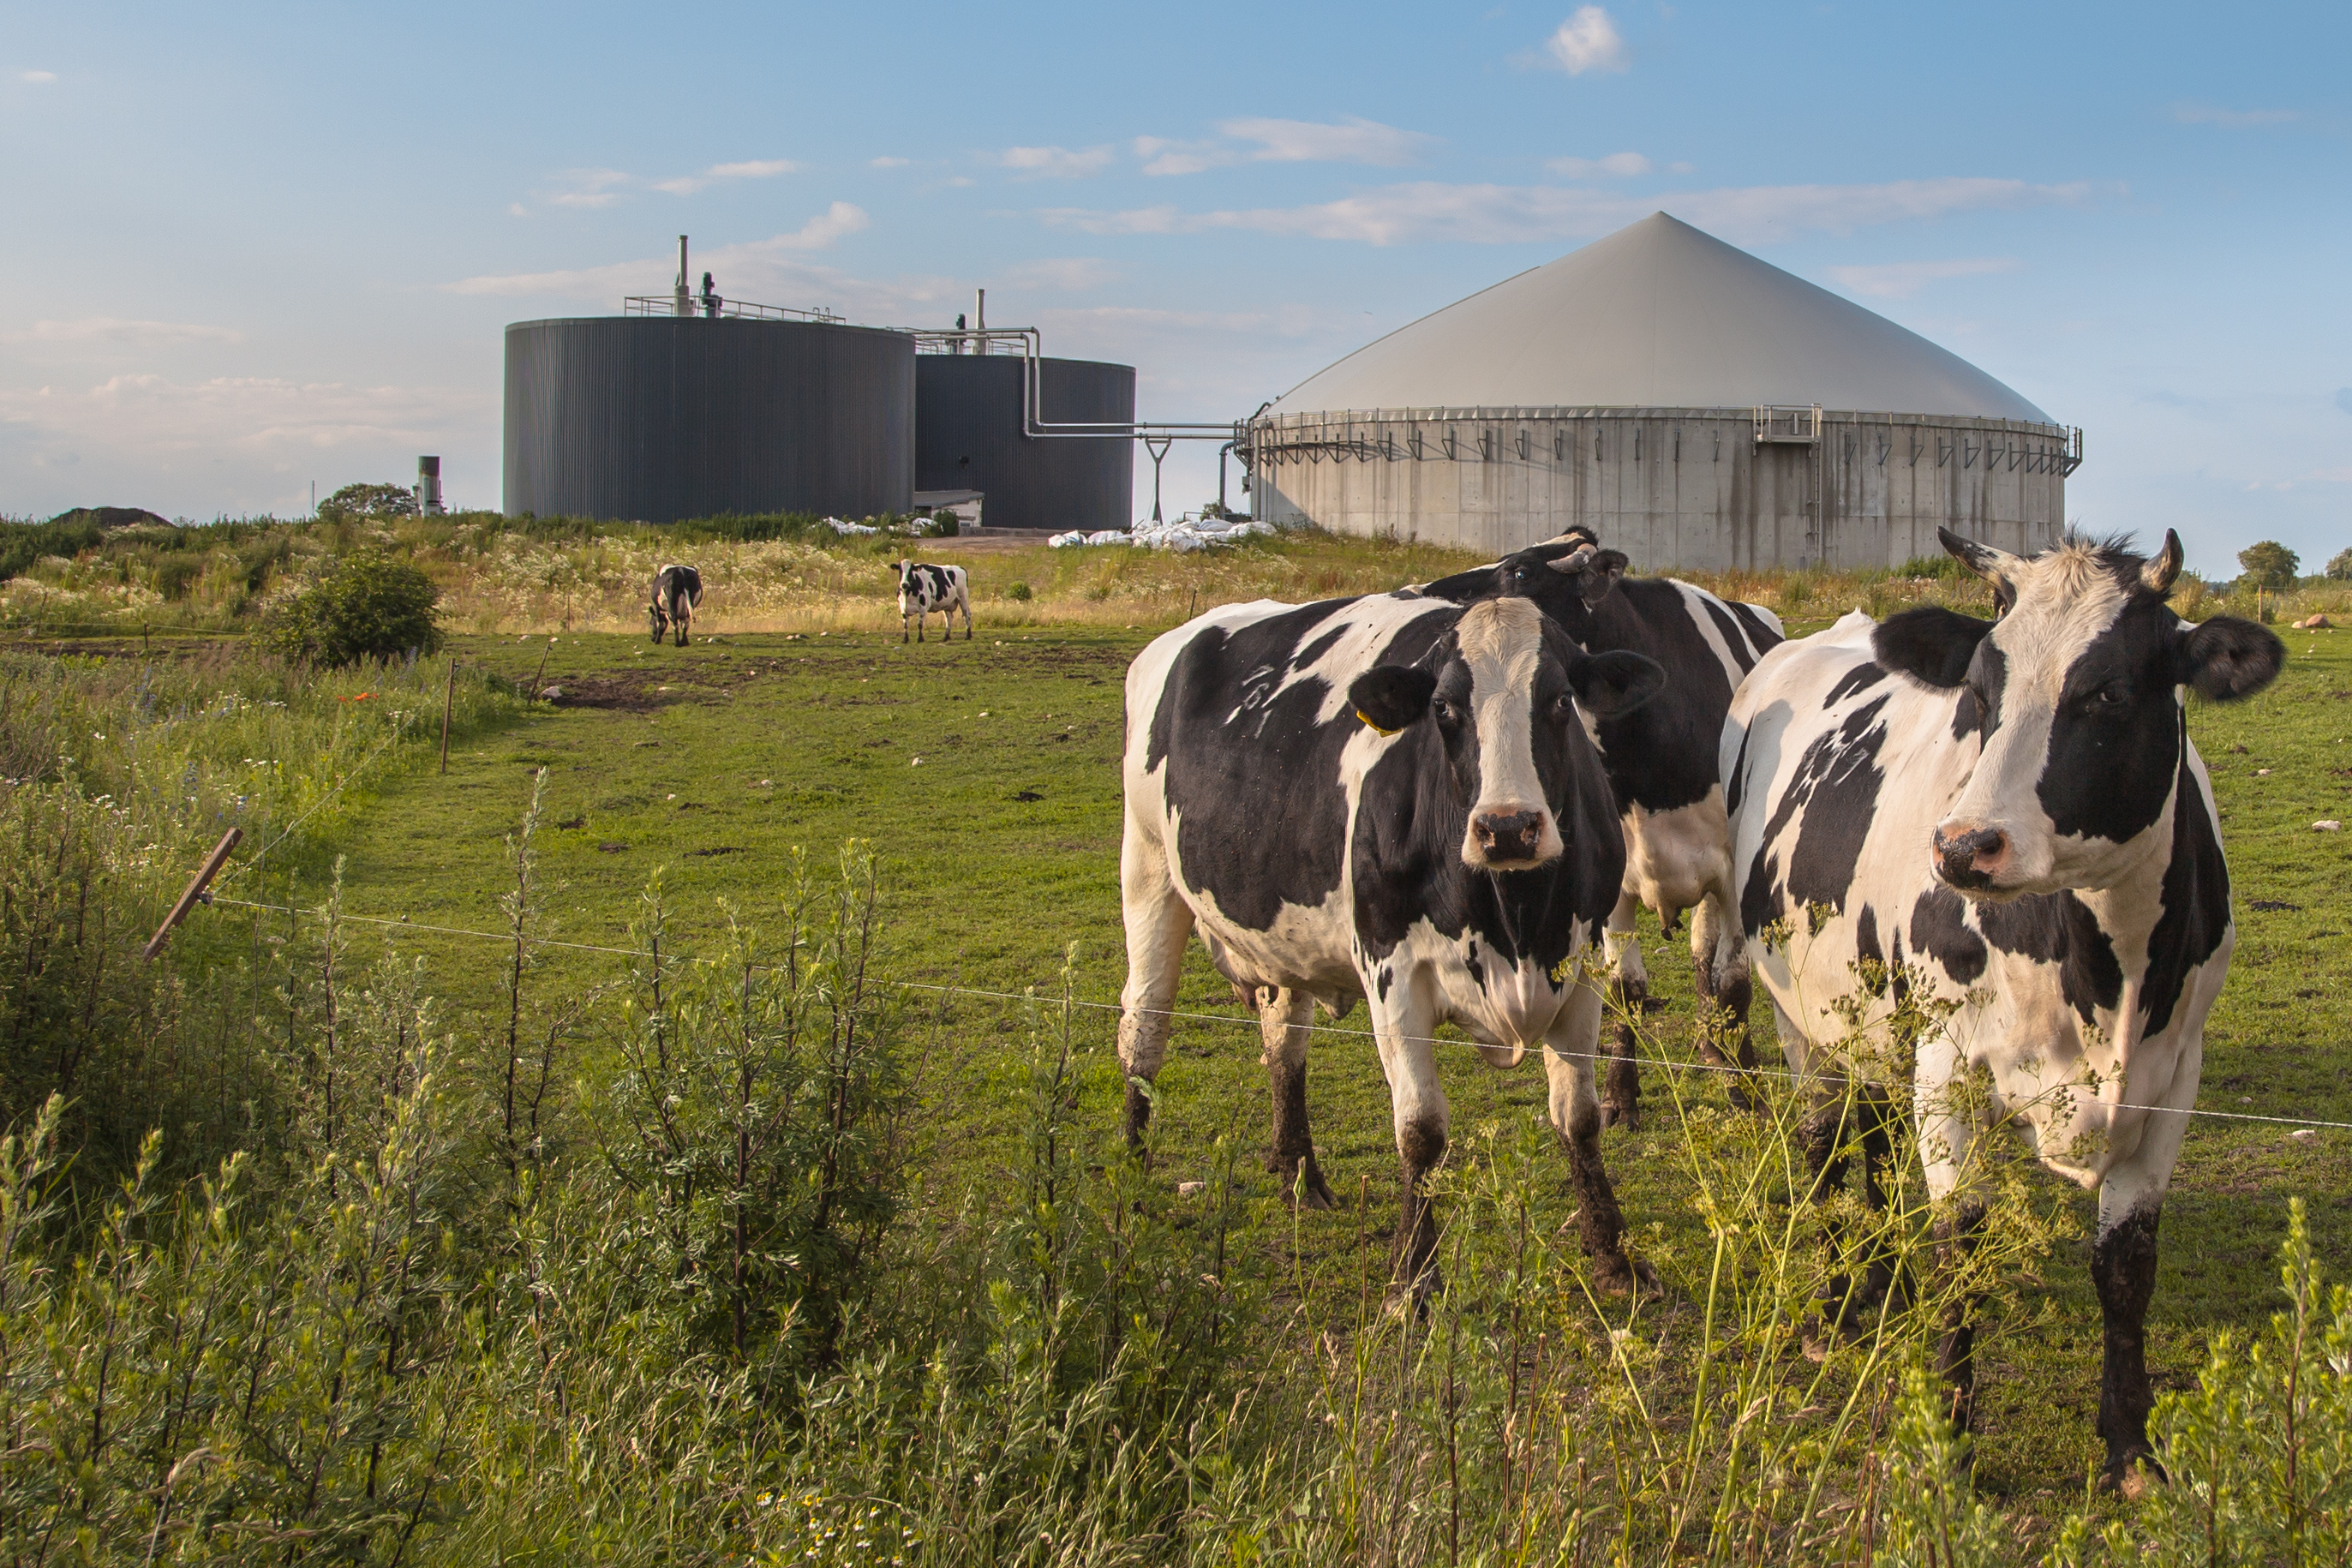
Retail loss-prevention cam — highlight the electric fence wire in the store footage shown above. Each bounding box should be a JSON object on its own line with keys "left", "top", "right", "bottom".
{"left": 203, "top": 894, "right": 2352, "bottom": 1136}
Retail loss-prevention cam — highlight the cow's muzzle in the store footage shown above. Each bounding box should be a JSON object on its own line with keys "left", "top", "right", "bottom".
{"left": 1931, "top": 822, "right": 2010, "bottom": 891}
{"left": 1465, "top": 807, "right": 1561, "bottom": 870}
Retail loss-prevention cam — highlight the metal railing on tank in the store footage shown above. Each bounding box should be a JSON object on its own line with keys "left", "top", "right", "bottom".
{"left": 622, "top": 295, "right": 845, "bottom": 324}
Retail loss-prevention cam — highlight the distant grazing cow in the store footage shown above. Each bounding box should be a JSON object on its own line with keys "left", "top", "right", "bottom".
{"left": 648, "top": 564, "right": 703, "bottom": 647}
{"left": 895, "top": 560, "right": 971, "bottom": 643}
{"left": 1722, "top": 527, "right": 2282, "bottom": 1487}
{"left": 1419, "top": 529, "right": 1783, "bottom": 1124}
{"left": 1120, "top": 592, "right": 1667, "bottom": 1296}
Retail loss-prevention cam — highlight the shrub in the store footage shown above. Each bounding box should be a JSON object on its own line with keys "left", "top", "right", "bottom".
{"left": 2239, "top": 539, "right": 2301, "bottom": 589}
{"left": 318, "top": 481, "right": 419, "bottom": 520}
{"left": 260, "top": 554, "right": 444, "bottom": 667}
{"left": 2328, "top": 546, "right": 2352, "bottom": 583}
{"left": 1004, "top": 580, "right": 1032, "bottom": 601}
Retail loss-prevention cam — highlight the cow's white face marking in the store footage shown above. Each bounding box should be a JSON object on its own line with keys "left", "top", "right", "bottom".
{"left": 1935, "top": 546, "right": 2160, "bottom": 897}
{"left": 1456, "top": 599, "right": 1565, "bottom": 871}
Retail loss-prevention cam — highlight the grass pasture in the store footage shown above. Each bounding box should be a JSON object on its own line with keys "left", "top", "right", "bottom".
{"left": 8, "top": 534, "right": 2352, "bottom": 1561}
{"left": 271, "top": 606, "right": 2352, "bottom": 1518}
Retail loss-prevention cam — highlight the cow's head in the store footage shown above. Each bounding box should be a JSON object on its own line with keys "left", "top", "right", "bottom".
{"left": 893, "top": 560, "right": 915, "bottom": 595}
{"left": 1490, "top": 530, "right": 1630, "bottom": 640}
{"left": 1348, "top": 597, "right": 1664, "bottom": 871}
{"left": 1873, "top": 527, "right": 2282, "bottom": 900}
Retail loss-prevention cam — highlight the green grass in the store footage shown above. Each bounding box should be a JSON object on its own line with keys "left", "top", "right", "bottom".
{"left": 227, "top": 610, "right": 2352, "bottom": 1533}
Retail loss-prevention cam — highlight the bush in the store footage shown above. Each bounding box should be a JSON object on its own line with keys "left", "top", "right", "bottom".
{"left": 317, "top": 482, "right": 419, "bottom": 520}
{"left": 2239, "top": 539, "right": 2301, "bottom": 589}
{"left": 1004, "top": 580, "right": 1032, "bottom": 601}
{"left": 260, "top": 555, "right": 443, "bottom": 667}
{"left": 2328, "top": 546, "right": 2352, "bottom": 583}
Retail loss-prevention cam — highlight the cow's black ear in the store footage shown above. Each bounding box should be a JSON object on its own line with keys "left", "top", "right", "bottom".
{"left": 1567, "top": 649, "right": 1665, "bottom": 717}
{"left": 1348, "top": 666, "right": 1437, "bottom": 734}
{"left": 1577, "top": 549, "right": 1629, "bottom": 604}
{"left": 2175, "top": 615, "right": 2283, "bottom": 703}
{"left": 1874, "top": 606, "right": 1992, "bottom": 689}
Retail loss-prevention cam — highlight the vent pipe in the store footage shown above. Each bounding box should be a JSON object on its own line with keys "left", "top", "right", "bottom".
{"left": 674, "top": 236, "right": 691, "bottom": 318}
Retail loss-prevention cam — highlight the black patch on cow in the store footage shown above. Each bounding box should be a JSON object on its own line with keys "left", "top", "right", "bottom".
{"left": 1873, "top": 606, "right": 1992, "bottom": 690}
{"left": 1147, "top": 598, "right": 1433, "bottom": 931}
{"left": 1723, "top": 723, "right": 1753, "bottom": 818}
{"left": 2032, "top": 597, "right": 2193, "bottom": 847}
{"left": 1968, "top": 637, "right": 2008, "bottom": 740}
{"left": 1975, "top": 890, "right": 2125, "bottom": 1023}
{"left": 1726, "top": 601, "right": 1782, "bottom": 656}
{"left": 2140, "top": 739, "right": 2231, "bottom": 1038}
{"left": 1746, "top": 693, "right": 1889, "bottom": 925}
{"left": 1823, "top": 661, "right": 1888, "bottom": 709}
{"left": 1739, "top": 846, "right": 1782, "bottom": 938}
{"left": 1909, "top": 886, "right": 1989, "bottom": 985}
{"left": 1855, "top": 903, "right": 1882, "bottom": 967}
{"left": 1700, "top": 596, "right": 1762, "bottom": 675}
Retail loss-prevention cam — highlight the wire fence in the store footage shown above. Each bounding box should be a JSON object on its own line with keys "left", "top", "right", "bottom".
{"left": 200, "top": 891, "right": 2352, "bottom": 1136}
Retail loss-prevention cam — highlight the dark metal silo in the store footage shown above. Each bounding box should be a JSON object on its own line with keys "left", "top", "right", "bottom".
{"left": 503, "top": 317, "right": 914, "bottom": 522}
{"left": 914, "top": 356, "right": 1135, "bottom": 531}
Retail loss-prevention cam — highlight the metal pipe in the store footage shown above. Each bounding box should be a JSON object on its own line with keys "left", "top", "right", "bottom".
{"left": 674, "top": 236, "right": 690, "bottom": 318}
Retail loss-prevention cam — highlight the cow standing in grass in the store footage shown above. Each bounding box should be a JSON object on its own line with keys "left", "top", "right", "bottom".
{"left": 1419, "top": 528, "right": 1783, "bottom": 1125}
{"left": 1119, "top": 591, "right": 1667, "bottom": 1297}
{"left": 648, "top": 564, "right": 703, "bottom": 647}
{"left": 1721, "top": 527, "right": 2282, "bottom": 1488}
{"left": 895, "top": 560, "right": 972, "bottom": 643}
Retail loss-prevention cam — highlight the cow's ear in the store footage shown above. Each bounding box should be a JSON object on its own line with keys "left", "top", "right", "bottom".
{"left": 1348, "top": 666, "right": 1437, "bottom": 734}
{"left": 1577, "top": 549, "right": 1629, "bottom": 604}
{"left": 1874, "top": 606, "right": 1992, "bottom": 689}
{"left": 1566, "top": 649, "right": 1665, "bottom": 716}
{"left": 2175, "top": 615, "right": 2284, "bottom": 703}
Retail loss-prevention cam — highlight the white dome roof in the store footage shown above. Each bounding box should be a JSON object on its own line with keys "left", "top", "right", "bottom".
{"left": 1272, "top": 212, "right": 2053, "bottom": 424}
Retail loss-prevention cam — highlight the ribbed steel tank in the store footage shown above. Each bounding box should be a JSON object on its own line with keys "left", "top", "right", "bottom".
{"left": 504, "top": 317, "right": 914, "bottom": 522}
{"left": 914, "top": 356, "right": 1135, "bottom": 531}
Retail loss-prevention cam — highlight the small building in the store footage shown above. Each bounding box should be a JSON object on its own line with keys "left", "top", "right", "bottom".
{"left": 1246, "top": 212, "right": 2079, "bottom": 571}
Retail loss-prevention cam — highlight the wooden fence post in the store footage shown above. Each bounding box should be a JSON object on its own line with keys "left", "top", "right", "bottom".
{"left": 142, "top": 827, "right": 242, "bottom": 961}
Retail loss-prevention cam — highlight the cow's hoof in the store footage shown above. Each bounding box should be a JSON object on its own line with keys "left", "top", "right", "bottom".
{"left": 1728, "top": 1076, "right": 1764, "bottom": 1115}
{"left": 1600, "top": 1102, "right": 1639, "bottom": 1132}
{"left": 1591, "top": 1253, "right": 1661, "bottom": 1299}
{"left": 1271, "top": 1158, "right": 1336, "bottom": 1210}
{"left": 2103, "top": 1453, "right": 2164, "bottom": 1499}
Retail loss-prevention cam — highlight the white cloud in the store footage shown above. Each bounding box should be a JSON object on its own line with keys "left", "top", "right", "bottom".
{"left": 19, "top": 69, "right": 57, "bottom": 83}
{"left": 999, "top": 257, "right": 1119, "bottom": 293}
{"left": 1041, "top": 175, "right": 2090, "bottom": 248}
{"left": 1546, "top": 151, "right": 1650, "bottom": 177}
{"left": 870, "top": 155, "right": 910, "bottom": 168}
{"left": 998, "top": 145, "right": 1116, "bottom": 179}
{"left": 9, "top": 318, "right": 243, "bottom": 346}
{"left": 1544, "top": 7, "right": 1628, "bottom": 75}
{"left": 1219, "top": 116, "right": 1433, "bottom": 167}
{"left": 0, "top": 374, "right": 489, "bottom": 463}
{"left": 1136, "top": 117, "right": 1433, "bottom": 176}
{"left": 2171, "top": 103, "right": 2298, "bottom": 127}
{"left": 1826, "top": 256, "right": 2022, "bottom": 298}
{"left": 544, "top": 168, "right": 631, "bottom": 209}
{"left": 651, "top": 158, "right": 799, "bottom": 195}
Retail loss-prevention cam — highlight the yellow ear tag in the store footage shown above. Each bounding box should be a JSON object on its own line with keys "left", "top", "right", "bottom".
{"left": 1356, "top": 709, "right": 1399, "bottom": 736}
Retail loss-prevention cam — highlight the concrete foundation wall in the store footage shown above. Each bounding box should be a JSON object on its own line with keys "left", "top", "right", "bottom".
{"left": 1248, "top": 407, "right": 2072, "bottom": 571}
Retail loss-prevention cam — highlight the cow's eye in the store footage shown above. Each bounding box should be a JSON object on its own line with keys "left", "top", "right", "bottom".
{"left": 1549, "top": 692, "right": 1577, "bottom": 721}
{"left": 1431, "top": 697, "right": 1457, "bottom": 724}
{"left": 2094, "top": 684, "right": 2129, "bottom": 709}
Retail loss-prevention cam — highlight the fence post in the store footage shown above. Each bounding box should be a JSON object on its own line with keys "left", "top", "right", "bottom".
{"left": 143, "top": 827, "right": 242, "bottom": 961}
{"left": 440, "top": 655, "right": 458, "bottom": 775}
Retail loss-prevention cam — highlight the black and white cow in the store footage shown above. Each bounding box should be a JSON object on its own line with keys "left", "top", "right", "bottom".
{"left": 1419, "top": 530, "right": 1784, "bottom": 1122}
{"left": 1722, "top": 527, "right": 2283, "bottom": 1487}
{"left": 648, "top": 564, "right": 703, "bottom": 647}
{"left": 895, "top": 560, "right": 972, "bottom": 643}
{"left": 1120, "top": 591, "right": 1667, "bottom": 1293}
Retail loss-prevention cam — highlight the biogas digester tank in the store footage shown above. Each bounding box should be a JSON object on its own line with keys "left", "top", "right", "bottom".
{"left": 915, "top": 355, "right": 1134, "bottom": 532}
{"left": 503, "top": 317, "right": 914, "bottom": 523}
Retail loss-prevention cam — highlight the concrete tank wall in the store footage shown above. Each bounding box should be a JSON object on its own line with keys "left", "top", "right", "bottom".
{"left": 504, "top": 317, "right": 914, "bottom": 523}
{"left": 1248, "top": 407, "right": 2072, "bottom": 571}
{"left": 914, "top": 356, "right": 1135, "bottom": 531}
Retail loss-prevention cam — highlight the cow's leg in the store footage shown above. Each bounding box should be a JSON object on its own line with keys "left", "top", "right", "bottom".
{"left": 1543, "top": 975, "right": 1655, "bottom": 1296}
{"left": 901, "top": 606, "right": 910, "bottom": 644}
{"left": 1691, "top": 889, "right": 1763, "bottom": 1112}
{"left": 2092, "top": 1068, "right": 2193, "bottom": 1493}
{"left": 1257, "top": 985, "right": 1334, "bottom": 1209}
{"left": 1913, "top": 1030, "right": 1992, "bottom": 1436}
{"left": 1116, "top": 823, "right": 1194, "bottom": 1157}
{"left": 1598, "top": 890, "right": 1644, "bottom": 1128}
{"left": 1368, "top": 979, "right": 1448, "bottom": 1305}
{"left": 961, "top": 592, "right": 973, "bottom": 640}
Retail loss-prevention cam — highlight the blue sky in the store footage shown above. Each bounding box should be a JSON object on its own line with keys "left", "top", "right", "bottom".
{"left": 3, "top": 0, "right": 2346, "bottom": 576}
